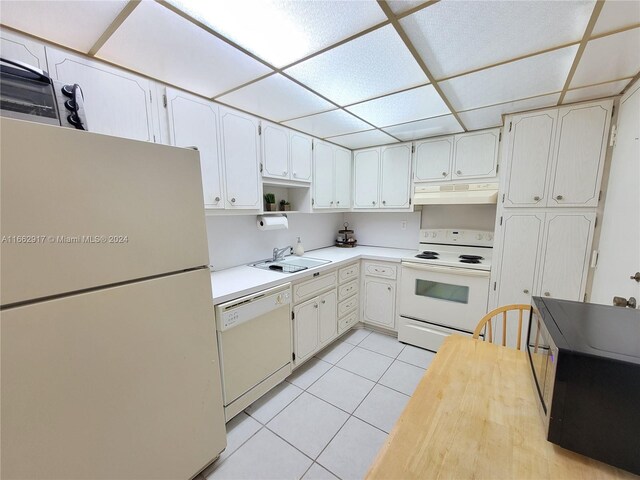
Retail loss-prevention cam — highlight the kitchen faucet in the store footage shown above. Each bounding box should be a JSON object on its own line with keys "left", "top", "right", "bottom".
{"left": 273, "top": 245, "right": 292, "bottom": 261}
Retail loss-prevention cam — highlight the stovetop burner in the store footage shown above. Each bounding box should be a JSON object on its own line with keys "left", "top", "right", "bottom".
{"left": 416, "top": 253, "right": 439, "bottom": 260}
{"left": 459, "top": 254, "right": 484, "bottom": 260}
{"left": 460, "top": 258, "right": 481, "bottom": 264}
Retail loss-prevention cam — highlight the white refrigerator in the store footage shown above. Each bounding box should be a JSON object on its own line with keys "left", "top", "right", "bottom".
{"left": 0, "top": 118, "right": 226, "bottom": 480}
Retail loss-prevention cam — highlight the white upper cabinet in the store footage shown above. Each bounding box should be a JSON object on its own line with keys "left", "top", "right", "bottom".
{"left": 334, "top": 147, "right": 352, "bottom": 209}
{"left": 312, "top": 141, "right": 335, "bottom": 208}
{"left": 219, "top": 107, "right": 261, "bottom": 209}
{"left": 261, "top": 122, "right": 290, "bottom": 180}
{"left": 452, "top": 129, "right": 499, "bottom": 179}
{"left": 1, "top": 30, "right": 47, "bottom": 70}
{"left": 45, "top": 47, "right": 156, "bottom": 142}
{"left": 503, "top": 111, "right": 557, "bottom": 207}
{"left": 290, "top": 132, "right": 312, "bottom": 182}
{"left": 380, "top": 144, "right": 412, "bottom": 208}
{"left": 165, "top": 88, "right": 223, "bottom": 209}
{"left": 414, "top": 137, "right": 453, "bottom": 182}
{"left": 502, "top": 99, "right": 613, "bottom": 208}
{"left": 548, "top": 101, "right": 612, "bottom": 207}
{"left": 353, "top": 148, "right": 381, "bottom": 209}
{"left": 537, "top": 212, "right": 596, "bottom": 301}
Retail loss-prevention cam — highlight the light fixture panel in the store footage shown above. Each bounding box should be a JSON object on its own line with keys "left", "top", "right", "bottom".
{"left": 564, "top": 79, "right": 631, "bottom": 104}
{"left": 382, "top": 115, "right": 464, "bottom": 141}
{"left": 282, "top": 109, "right": 371, "bottom": 138}
{"left": 326, "top": 129, "right": 398, "bottom": 149}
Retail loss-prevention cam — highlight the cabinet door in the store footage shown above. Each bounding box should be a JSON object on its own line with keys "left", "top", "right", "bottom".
{"left": 166, "top": 89, "right": 223, "bottom": 209}
{"left": 46, "top": 47, "right": 155, "bottom": 142}
{"left": 290, "top": 132, "right": 312, "bottom": 182}
{"left": 262, "top": 122, "right": 289, "bottom": 180}
{"left": 548, "top": 101, "right": 612, "bottom": 207}
{"left": 381, "top": 144, "right": 411, "bottom": 208}
{"left": 496, "top": 212, "right": 545, "bottom": 306}
{"left": 414, "top": 137, "right": 452, "bottom": 182}
{"left": 293, "top": 298, "right": 319, "bottom": 364}
{"left": 353, "top": 148, "right": 380, "bottom": 209}
{"left": 453, "top": 129, "right": 499, "bottom": 179}
{"left": 220, "top": 107, "right": 261, "bottom": 209}
{"left": 1, "top": 30, "right": 47, "bottom": 70}
{"left": 334, "top": 147, "right": 352, "bottom": 209}
{"left": 313, "top": 141, "right": 334, "bottom": 208}
{"left": 503, "top": 111, "right": 557, "bottom": 207}
{"left": 363, "top": 277, "right": 395, "bottom": 328}
{"left": 537, "top": 213, "right": 596, "bottom": 301}
{"left": 318, "top": 290, "right": 337, "bottom": 346}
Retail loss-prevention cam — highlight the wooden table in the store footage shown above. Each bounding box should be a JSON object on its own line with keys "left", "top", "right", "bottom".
{"left": 367, "top": 335, "right": 638, "bottom": 479}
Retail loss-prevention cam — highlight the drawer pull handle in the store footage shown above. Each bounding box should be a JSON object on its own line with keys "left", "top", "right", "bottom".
{"left": 442, "top": 171, "right": 447, "bottom": 177}
{"left": 214, "top": 196, "right": 220, "bottom": 202}
{"left": 523, "top": 289, "right": 529, "bottom": 294}
{"left": 457, "top": 170, "right": 462, "bottom": 175}
{"left": 387, "top": 286, "right": 391, "bottom": 291}
{"left": 313, "top": 272, "right": 320, "bottom": 277}
{"left": 314, "top": 303, "right": 318, "bottom": 308}
{"left": 533, "top": 195, "right": 540, "bottom": 201}
{"left": 556, "top": 195, "right": 563, "bottom": 200}
{"left": 544, "top": 291, "right": 551, "bottom": 297}
{"left": 321, "top": 300, "right": 326, "bottom": 304}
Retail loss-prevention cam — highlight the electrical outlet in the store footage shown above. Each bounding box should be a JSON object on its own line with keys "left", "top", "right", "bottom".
{"left": 401, "top": 221, "right": 407, "bottom": 230}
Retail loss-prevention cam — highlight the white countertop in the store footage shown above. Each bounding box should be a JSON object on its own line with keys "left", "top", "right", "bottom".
{"left": 210, "top": 246, "right": 417, "bottom": 305}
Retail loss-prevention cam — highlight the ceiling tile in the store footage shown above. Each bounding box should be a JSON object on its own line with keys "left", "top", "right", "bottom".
{"left": 457, "top": 93, "right": 561, "bottom": 130}
{"left": 387, "top": 1, "right": 430, "bottom": 15}
{"left": 0, "top": 0, "right": 128, "bottom": 53}
{"left": 592, "top": 0, "right": 640, "bottom": 36}
{"left": 345, "top": 85, "right": 449, "bottom": 127}
{"left": 166, "top": 0, "right": 386, "bottom": 68}
{"left": 326, "top": 129, "right": 398, "bottom": 149}
{"left": 284, "top": 25, "right": 427, "bottom": 106}
{"left": 217, "top": 74, "right": 334, "bottom": 122}
{"left": 400, "top": 0, "right": 594, "bottom": 79}
{"left": 563, "top": 79, "right": 630, "bottom": 104}
{"left": 439, "top": 46, "right": 577, "bottom": 111}
{"left": 571, "top": 28, "right": 640, "bottom": 88}
{"left": 382, "top": 115, "right": 463, "bottom": 141}
{"left": 282, "top": 109, "right": 371, "bottom": 138}
{"left": 97, "top": 1, "right": 272, "bottom": 98}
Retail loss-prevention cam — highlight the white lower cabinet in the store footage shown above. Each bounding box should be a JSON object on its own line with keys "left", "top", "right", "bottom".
{"left": 362, "top": 261, "right": 397, "bottom": 330}
{"left": 318, "top": 290, "right": 337, "bottom": 346}
{"left": 494, "top": 211, "right": 596, "bottom": 306}
{"left": 293, "top": 298, "right": 320, "bottom": 364}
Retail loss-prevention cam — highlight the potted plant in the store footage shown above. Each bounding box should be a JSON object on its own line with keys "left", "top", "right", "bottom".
{"left": 279, "top": 199, "right": 291, "bottom": 211}
{"left": 264, "top": 193, "right": 276, "bottom": 211}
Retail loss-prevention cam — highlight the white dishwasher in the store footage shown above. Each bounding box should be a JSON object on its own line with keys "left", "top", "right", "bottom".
{"left": 215, "top": 284, "right": 292, "bottom": 421}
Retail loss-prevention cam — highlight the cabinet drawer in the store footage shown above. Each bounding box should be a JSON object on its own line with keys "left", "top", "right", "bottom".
{"left": 293, "top": 271, "right": 337, "bottom": 304}
{"left": 364, "top": 262, "right": 397, "bottom": 279}
{"left": 338, "top": 262, "right": 360, "bottom": 284}
{"left": 338, "top": 311, "right": 358, "bottom": 334}
{"left": 338, "top": 280, "right": 359, "bottom": 301}
{"left": 338, "top": 294, "right": 359, "bottom": 317}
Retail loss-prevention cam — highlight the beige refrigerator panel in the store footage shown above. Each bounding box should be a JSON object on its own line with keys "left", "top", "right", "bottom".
{"left": 1, "top": 269, "right": 226, "bottom": 480}
{"left": 0, "top": 118, "right": 209, "bottom": 306}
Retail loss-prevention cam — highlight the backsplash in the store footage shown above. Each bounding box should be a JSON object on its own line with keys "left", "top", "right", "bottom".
{"left": 343, "top": 212, "right": 421, "bottom": 249}
{"left": 206, "top": 213, "right": 344, "bottom": 270}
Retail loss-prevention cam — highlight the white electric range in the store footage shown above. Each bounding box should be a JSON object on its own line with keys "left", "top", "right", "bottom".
{"left": 398, "top": 229, "right": 494, "bottom": 352}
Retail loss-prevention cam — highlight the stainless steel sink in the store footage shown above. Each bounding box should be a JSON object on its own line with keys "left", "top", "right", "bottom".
{"left": 250, "top": 256, "right": 331, "bottom": 273}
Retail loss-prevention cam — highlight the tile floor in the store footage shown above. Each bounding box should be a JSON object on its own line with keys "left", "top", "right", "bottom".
{"left": 203, "top": 328, "right": 436, "bottom": 480}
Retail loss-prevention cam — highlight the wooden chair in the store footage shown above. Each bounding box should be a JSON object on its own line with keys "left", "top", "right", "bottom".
{"left": 472, "top": 304, "right": 532, "bottom": 350}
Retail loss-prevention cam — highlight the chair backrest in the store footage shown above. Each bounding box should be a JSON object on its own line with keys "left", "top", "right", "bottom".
{"left": 472, "top": 304, "right": 532, "bottom": 350}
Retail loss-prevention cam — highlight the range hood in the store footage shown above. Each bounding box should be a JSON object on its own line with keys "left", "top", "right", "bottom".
{"left": 413, "top": 183, "right": 499, "bottom": 205}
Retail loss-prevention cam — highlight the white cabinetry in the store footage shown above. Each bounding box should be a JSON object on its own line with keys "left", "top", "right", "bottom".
{"left": 452, "top": 129, "right": 499, "bottom": 180}
{"left": 502, "top": 100, "right": 612, "bottom": 208}
{"left": 219, "top": 107, "right": 262, "bottom": 209}
{"left": 165, "top": 88, "right": 223, "bottom": 209}
{"left": 361, "top": 261, "right": 397, "bottom": 330}
{"left": 261, "top": 122, "right": 289, "bottom": 180}
{"left": 0, "top": 30, "right": 47, "bottom": 70}
{"left": 494, "top": 211, "right": 596, "bottom": 306}
{"left": 353, "top": 144, "right": 411, "bottom": 209}
{"left": 318, "top": 290, "right": 338, "bottom": 345}
{"left": 45, "top": 47, "right": 156, "bottom": 142}
{"left": 414, "top": 128, "right": 499, "bottom": 184}
{"left": 290, "top": 132, "right": 312, "bottom": 182}
{"left": 313, "top": 141, "right": 351, "bottom": 209}
{"left": 293, "top": 299, "right": 319, "bottom": 363}
{"left": 337, "top": 262, "right": 359, "bottom": 334}
{"left": 414, "top": 137, "right": 453, "bottom": 182}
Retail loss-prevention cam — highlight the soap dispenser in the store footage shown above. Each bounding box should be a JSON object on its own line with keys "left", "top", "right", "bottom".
{"left": 294, "top": 237, "right": 304, "bottom": 256}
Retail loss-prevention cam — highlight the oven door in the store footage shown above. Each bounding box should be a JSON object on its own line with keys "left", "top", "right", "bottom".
{"left": 400, "top": 262, "right": 490, "bottom": 332}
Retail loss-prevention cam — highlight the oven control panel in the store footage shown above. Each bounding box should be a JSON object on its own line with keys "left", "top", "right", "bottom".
{"left": 419, "top": 229, "right": 493, "bottom": 247}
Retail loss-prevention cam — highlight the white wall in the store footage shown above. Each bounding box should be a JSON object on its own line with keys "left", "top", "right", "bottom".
{"left": 343, "top": 212, "right": 421, "bottom": 249}
{"left": 206, "top": 213, "right": 344, "bottom": 270}
{"left": 420, "top": 205, "right": 497, "bottom": 231}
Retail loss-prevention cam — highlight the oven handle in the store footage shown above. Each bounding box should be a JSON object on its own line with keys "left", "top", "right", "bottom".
{"left": 401, "top": 261, "right": 490, "bottom": 278}
{"left": 0, "top": 57, "right": 51, "bottom": 84}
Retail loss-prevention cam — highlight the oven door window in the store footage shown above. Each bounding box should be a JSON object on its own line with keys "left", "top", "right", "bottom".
{"left": 415, "top": 279, "right": 469, "bottom": 304}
